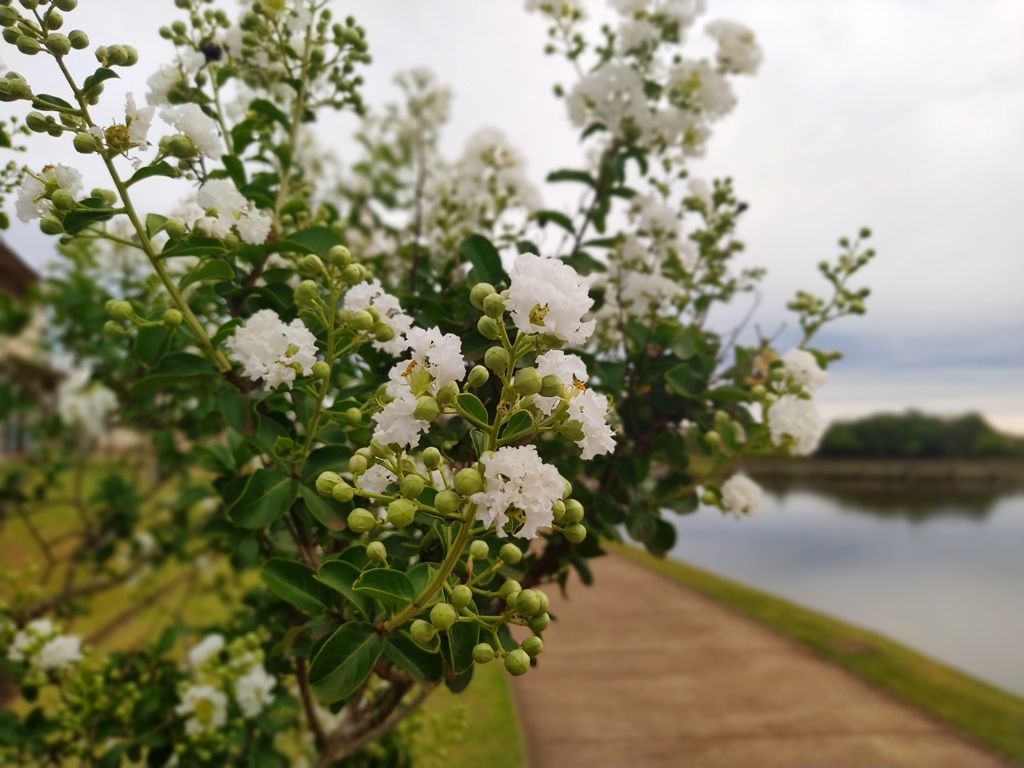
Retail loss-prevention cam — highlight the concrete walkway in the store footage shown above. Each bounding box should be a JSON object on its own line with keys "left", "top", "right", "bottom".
{"left": 511, "top": 552, "right": 1007, "bottom": 768}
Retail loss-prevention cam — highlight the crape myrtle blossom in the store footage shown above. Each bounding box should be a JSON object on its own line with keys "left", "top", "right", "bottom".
{"left": 358, "top": 464, "right": 396, "bottom": 495}
{"left": 705, "top": 20, "right": 762, "bottom": 75}
{"left": 15, "top": 164, "right": 83, "bottom": 223}
{"left": 372, "top": 327, "right": 466, "bottom": 449}
{"left": 767, "top": 394, "right": 826, "bottom": 456}
{"left": 669, "top": 60, "right": 736, "bottom": 120}
{"left": 781, "top": 348, "right": 828, "bottom": 392}
{"left": 187, "top": 634, "right": 225, "bottom": 668}
{"left": 234, "top": 664, "right": 276, "bottom": 718}
{"left": 470, "top": 445, "right": 565, "bottom": 540}
{"left": 146, "top": 48, "right": 206, "bottom": 105}
{"left": 225, "top": 309, "right": 318, "bottom": 389}
{"left": 195, "top": 178, "right": 272, "bottom": 245}
{"left": 7, "top": 619, "right": 83, "bottom": 672}
{"left": 566, "top": 63, "right": 649, "bottom": 140}
{"left": 720, "top": 473, "right": 762, "bottom": 516}
{"left": 507, "top": 254, "right": 596, "bottom": 344}
{"left": 533, "top": 351, "right": 616, "bottom": 459}
{"left": 160, "top": 103, "right": 223, "bottom": 160}
{"left": 343, "top": 279, "right": 415, "bottom": 356}
{"left": 176, "top": 684, "right": 228, "bottom": 737}
{"left": 57, "top": 370, "right": 119, "bottom": 440}
{"left": 534, "top": 350, "right": 588, "bottom": 417}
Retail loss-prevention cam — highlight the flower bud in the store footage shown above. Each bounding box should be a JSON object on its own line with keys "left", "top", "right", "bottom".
{"left": 328, "top": 244, "right": 352, "bottom": 267}
{"left": 563, "top": 523, "right": 587, "bottom": 544}
{"left": 50, "top": 188, "right": 77, "bottom": 212}
{"left": 0, "top": 7, "right": 19, "bottom": 26}
{"left": 483, "top": 293, "right": 505, "bottom": 319}
{"left": 450, "top": 584, "right": 472, "bottom": 610}
{"left": 297, "top": 254, "right": 324, "bottom": 277}
{"left": 515, "top": 589, "right": 542, "bottom": 616}
{"left": 484, "top": 346, "right": 509, "bottom": 373}
{"left": 25, "top": 112, "right": 48, "bottom": 132}
{"left": 372, "top": 322, "right": 396, "bottom": 343}
{"left": 704, "top": 430, "right": 722, "bottom": 447}
{"left": 562, "top": 499, "right": 584, "bottom": 525}
{"left": 349, "top": 309, "right": 374, "bottom": 331}
{"left": 422, "top": 447, "right": 442, "bottom": 470}
{"left": 468, "top": 540, "right": 489, "bottom": 560}
{"left": 39, "top": 216, "right": 64, "bottom": 235}
{"left": 559, "top": 420, "right": 585, "bottom": 442}
{"left": 477, "top": 316, "right": 501, "bottom": 340}
{"left": 386, "top": 498, "right": 416, "bottom": 528}
{"left": 504, "top": 648, "right": 530, "bottom": 676}
{"left": 528, "top": 612, "right": 550, "bottom": 632}
{"left": 469, "top": 282, "right": 496, "bottom": 310}
{"left": 410, "top": 619, "right": 434, "bottom": 645}
{"left": 16, "top": 36, "right": 40, "bottom": 55}
{"left": 366, "top": 540, "right": 387, "bottom": 562}
{"left": 539, "top": 374, "right": 564, "bottom": 398}
{"left": 348, "top": 454, "right": 368, "bottom": 476}
{"left": 105, "top": 44, "right": 129, "bottom": 66}
{"left": 454, "top": 467, "right": 483, "bottom": 497}
{"left": 751, "top": 384, "right": 766, "bottom": 400}
{"left": 45, "top": 33, "right": 71, "bottom": 56}
{"left": 104, "top": 299, "right": 133, "bottom": 322}
{"left": 348, "top": 508, "right": 376, "bottom": 534}
{"left": 311, "top": 360, "right": 331, "bottom": 380}
{"left": 400, "top": 474, "right": 425, "bottom": 500}
{"left": 294, "top": 279, "right": 319, "bottom": 306}
{"left": 165, "top": 134, "right": 194, "bottom": 158}
{"left": 434, "top": 489, "right": 461, "bottom": 515}
{"left": 340, "top": 264, "right": 362, "bottom": 283}
{"left": 430, "top": 602, "right": 458, "bottom": 631}
{"left": 331, "top": 480, "right": 354, "bottom": 503}
{"left": 73, "top": 132, "right": 98, "bottom": 154}
{"left": 162, "top": 308, "right": 183, "bottom": 327}
{"left": 513, "top": 368, "right": 542, "bottom": 396}
{"left": 499, "top": 542, "right": 523, "bottom": 565}
{"left": 103, "top": 320, "right": 127, "bottom": 336}
{"left": 46, "top": 10, "right": 64, "bottom": 29}
{"left": 472, "top": 642, "right": 495, "bottom": 664}
{"left": 316, "top": 471, "right": 342, "bottom": 496}
{"left": 413, "top": 395, "right": 440, "bottom": 422}
{"left": 466, "top": 365, "right": 489, "bottom": 389}
{"left": 435, "top": 381, "right": 458, "bottom": 406}
{"left": 521, "top": 636, "right": 543, "bottom": 657}
{"left": 499, "top": 580, "right": 522, "bottom": 600}
{"left": 370, "top": 440, "right": 393, "bottom": 459}
{"left": 701, "top": 489, "right": 717, "bottom": 505}
{"left": 68, "top": 29, "right": 88, "bottom": 49}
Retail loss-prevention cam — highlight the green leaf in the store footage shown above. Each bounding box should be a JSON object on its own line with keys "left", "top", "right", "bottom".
{"left": 455, "top": 393, "right": 489, "bottom": 427}
{"left": 665, "top": 361, "right": 708, "bottom": 399}
{"left": 561, "top": 251, "right": 606, "bottom": 275}
{"left": 353, "top": 569, "right": 415, "bottom": 607}
{"left": 161, "top": 237, "right": 229, "bottom": 258}
{"left": 501, "top": 410, "right": 534, "bottom": 440}
{"left": 383, "top": 633, "right": 443, "bottom": 683}
{"left": 127, "top": 162, "right": 177, "bottom": 187}
{"left": 179, "top": 259, "right": 235, "bottom": 289}
{"left": 262, "top": 558, "right": 337, "bottom": 615}
{"left": 145, "top": 213, "right": 169, "bottom": 238}
{"left": 62, "top": 198, "right": 115, "bottom": 234}
{"left": 249, "top": 98, "right": 292, "bottom": 131}
{"left": 625, "top": 507, "right": 656, "bottom": 543}
{"left": 82, "top": 66, "right": 120, "bottom": 92}
{"left": 133, "top": 325, "right": 171, "bottom": 366}
{"left": 131, "top": 352, "right": 219, "bottom": 395}
{"left": 280, "top": 226, "right": 344, "bottom": 259}
{"left": 546, "top": 168, "right": 596, "bottom": 186}
{"left": 458, "top": 234, "right": 508, "bottom": 287}
{"left": 533, "top": 209, "right": 575, "bottom": 233}
{"left": 224, "top": 469, "right": 299, "bottom": 529}
{"left": 443, "top": 620, "right": 479, "bottom": 676}
{"left": 298, "top": 486, "right": 347, "bottom": 531}
{"left": 648, "top": 518, "right": 678, "bottom": 556}
{"left": 222, "top": 154, "right": 247, "bottom": 187}
{"left": 317, "top": 560, "right": 375, "bottom": 620}
{"left": 308, "top": 622, "right": 383, "bottom": 703}
{"left": 32, "top": 93, "right": 75, "bottom": 112}
{"left": 444, "top": 661, "right": 474, "bottom": 693}
{"left": 406, "top": 562, "right": 438, "bottom": 603}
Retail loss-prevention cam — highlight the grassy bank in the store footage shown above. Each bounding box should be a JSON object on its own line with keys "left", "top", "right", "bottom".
{"left": 741, "top": 456, "right": 1024, "bottom": 488}
{"left": 611, "top": 542, "right": 1024, "bottom": 762}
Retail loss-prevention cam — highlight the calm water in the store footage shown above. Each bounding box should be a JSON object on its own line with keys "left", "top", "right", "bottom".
{"left": 666, "top": 481, "right": 1024, "bottom": 696}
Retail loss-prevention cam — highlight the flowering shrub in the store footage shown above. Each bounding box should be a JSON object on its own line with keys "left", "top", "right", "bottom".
{"left": 0, "top": 0, "right": 874, "bottom": 765}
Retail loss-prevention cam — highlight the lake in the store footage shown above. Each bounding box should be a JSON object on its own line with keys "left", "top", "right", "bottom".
{"left": 666, "top": 479, "right": 1024, "bottom": 696}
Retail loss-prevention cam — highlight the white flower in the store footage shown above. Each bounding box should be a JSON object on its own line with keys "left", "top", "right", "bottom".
{"left": 234, "top": 664, "right": 276, "bottom": 718}
{"left": 16, "top": 164, "right": 83, "bottom": 223}
{"left": 781, "top": 348, "right": 828, "bottom": 392}
{"left": 566, "top": 63, "right": 650, "bottom": 140}
{"left": 35, "top": 635, "right": 83, "bottom": 671}
{"left": 176, "top": 684, "right": 228, "bottom": 737}
{"left": 372, "top": 390, "right": 427, "bottom": 449}
{"left": 687, "top": 177, "right": 713, "bottom": 208}
{"left": 403, "top": 327, "right": 466, "bottom": 393}
{"left": 146, "top": 49, "right": 206, "bottom": 105}
{"left": 669, "top": 59, "right": 736, "bottom": 119}
{"left": 767, "top": 395, "right": 825, "bottom": 456}
{"left": 196, "top": 179, "right": 271, "bottom": 244}
{"left": 187, "top": 634, "right": 225, "bottom": 668}
{"left": 160, "top": 103, "right": 223, "bottom": 159}
{"left": 618, "top": 269, "right": 682, "bottom": 313}
{"left": 7, "top": 620, "right": 82, "bottom": 672}
{"left": 534, "top": 350, "right": 589, "bottom": 416}
{"left": 225, "top": 309, "right": 318, "bottom": 389}
{"left": 507, "top": 254, "right": 595, "bottom": 344}
{"left": 608, "top": 0, "right": 648, "bottom": 15}
{"left": 344, "top": 279, "right": 415, "bottom": 355}
{"left": 663, "top": 0, "right": 707, "bottom": 28}
{"left": 565, "top": 388, "right": 617, "bottom": 459}
{"left": 705, "top": 19, "right": 762, "bottom": 75}
{"left": 470, "top": 445, "right": 564, "bottom": 540}
{"left": 125, "top": 92, "right": 155, "bottom": 147}
{"left": 617, "top": 19, "right": 660, "bottom": 53}
{"left": 358, "top": 465, "right": 396, "bottom": 495}
{"left": 720, "top": 473, "right": 762, "bottom": 515}
{"left": 57, "top": 370, "right": 118, "bottom": 440}
{"left": 7, "top": 619, "right": 55, "bottom": 664}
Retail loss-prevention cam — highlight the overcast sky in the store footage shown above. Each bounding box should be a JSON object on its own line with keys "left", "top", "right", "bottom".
{"left": 2, "top": 1, "right": 1022, "bottom": 431}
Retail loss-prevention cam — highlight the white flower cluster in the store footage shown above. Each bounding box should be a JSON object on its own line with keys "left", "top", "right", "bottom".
{"left": 507, "top": 254, "right": 596, "bottom": 345}
{"left": 719, "top": 473, "right": 762, "bottom": 516}
{"left": 89, "top": 93, "right": 155, "bottom": 152}
{"left": 15, "top": 164, "right": 82, "bottom": 223}
{"left": 372, "top": 327, "right": 466, "bottom": 449}
{"left": 534, "top": 351, "right": 616, "bottom": 459}
{"left": 57, "top": 370, "right": 119, "bottom": 440}
{"left": 225, "top": 309, "right": 318, "bottom": 389}
{"left": 6, "top": 619, "right": 83, "bottom": 672}
{"left": 567, "top": 63, "right": 649, "bottom": 140}
{"left": 781, "top": 348, "right": 828, "bottom": 393}
{"left": 767, "top": 394, "right": 826, "bottom": 456}
{"left": 195, "top": 179, "right": 272, "bottom": 244}
{"left": 160, "top": 103, "right": 223, "bottom": 160}
{"left": 471, "top": 445, "right": 565, "bottom": 540}
{"left": 705, "top": 20, "right": 763, "bottom": 75}
{"left": 147, "top": 48, "right": 206, "bottom": 105}
{"left": 343, "top": 279, "right": 415, "bottom": 356}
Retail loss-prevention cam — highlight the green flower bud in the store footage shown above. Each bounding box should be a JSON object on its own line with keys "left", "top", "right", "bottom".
{"left": 413, "top": 395, "right": 440, "bottom": 422}
{"left": 68, "top": 29, "right": 88, "bottom": 49}
{"left": 297, "top": 254, "right": 324, "bottom": 277}
{"left": 400, "top": 474, "right": 425, "bottom": 500}
{"left": 483, "top": 293, "right": 506, "bottom": 319}
{"left": 348, "top": 454, "right": 368, "bottom": 476}
{"left": 560, "top": 420, "right": 585, "bottom": 442}
{"left": 316, "top": 471, "right": 342, "bottom": 496}
{"left": 341, "top": 407, "right": 361, "bottom": 425}
{"left": 91, "top": 188, "right": 117, "bottom": 205}
{"left": 483, "top": 346, "right": 509, "bottom": 373}
{"left": 704, "top": 430, "right": 722, "bottom": 447}
{"left": 372, "top": 322, "right": 395, "bottom": 343}
{"left": 122, "top": 45, "right": 138, "bottom": 66}
{"left": 50, "top": 188, "right": 76, "bottom": 211}
{"left": 451, "top": 584, "right": 472, "bottom": 610}
{"left": 366, "top": 540, "right": 387, "bottom": 562}
{"left": 563, "top": 523, "right": 587, "bottom": 544}
{"left": 46, "top": 10, "right": 63, "bottom": 29}
{"left": 515, "top": 589, "right": 542, "bottom": 616}
{"left": 162, "top": 308, "right": 183, "bottom": 327}
{"left": 551, "top": 499, "right": 566, "bottom": 524}
{"left": 477, "top": 316, "right": 501, "bottom": 340}
{"left": 499, "top": 542, "right": 523, "bottom": 565}
{"left": 528, "top": 612, "right": 550, "bottom": 632}
{"left": 751, "top": 384, "right": 766, "bottom": 400}
{"left": 328, "top": 244, "right": 352, "bottom": 267}
{"left": 25, "top": 112, "right": 48, "bottom": 132}
{"left": 73, "top": 132, "right": 97, "bottom": 153}
{"left": 0, "top": 7, "right": 19, "bottom": 26}
{"left": 562, "top": 499, "right": 584, "bottom": 525}
{"left": 370, "top": 440, "right": 393, "bottom": 459}
{"left": 410, "top": 619, "right": 435, "bottom": 645}
{"left": 331, "top": 480, "right": 354, "bottom": 503}
{"left": 454, "top": 467, "right": 483, "bottom": 497}
{"left": 521, "top": 635, "right": 544, "bottom": 657}
{"left": 311, "top": 360, "right": 331, "bottom": 379}
{"left": 434, "top": 489, "right": 461, "bottom": 515}
{"left": 340, "top": 264, "right": 362, "bottom": 283}
{"left": 469, "top": 282, "right": 496, "bottom": 310}
{"left": 105, "top": 44, "right": 128, "bottom": 66}
{"left": 539, "top": 374, "right": 564, "bottom": 398}
{"left": 348, "top": 508, "right": 376, "bottom": 534}
{"left": 45, "top": 33, "right": 71, "bottom": 56}
{"left": 16, "top": 36, "right": 40, "bottom": 55}
{"left": 468, "top": 540, "right": 489, "bottom": 560}
{"left": 350, "top": 310, "right": 374, "bottom": 331}
{"left": 430, "top": 602, "right": 458, "bottom": 630}
{"left": 513, "top": 367, "right": 542, "bottom": 396}
{"left": 536, "top": 590, "right": 549, "bottom": 614}
{"left": 39, "top": 216, "right": 63, "bottom": 235}
{"left": 386, "top": 498, "right": 416, "bottom": 528}
{"left": 165, "top": 134, "right": 194, "bottom": 158}
{"left": 472, "top": 642, "right": 495, "bottom": 664}
{"left": 294, "top": 279, "right": 319, "bottom": 306}
{"left": 714, "top": 410, "right": 730, "bottom": 427}
{"left": 467, "top": 365, "right": 489, "bottom": 388}
{"left": 53, "top": 0, "right": 78, "bottom": 11}
{"left": 504, "top": 648, "right": 530, "bottom": 676}
{"left": 422, "top": 447, "right": 442, "bottom": 470}
{"left": 103, "top": 320, "right": 127, "bottom": 336}
{"left": 436, "top": 381, "right": 459, "bottom": 406}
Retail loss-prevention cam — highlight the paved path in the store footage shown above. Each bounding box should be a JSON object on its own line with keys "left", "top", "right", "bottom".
{"left": 511, "top": 552, "right": 1007, "bottom": 768}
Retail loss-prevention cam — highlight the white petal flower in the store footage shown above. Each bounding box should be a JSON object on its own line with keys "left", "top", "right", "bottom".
{"left": 16, "top": 164, "right": 83, "bottom": 223}
{"left": 234, "top": 664, "right": 276, "bottom": 718}
{"left": 7, "top": 619, "right": 55, "bottom": 664}
{"left": 35, "top": 635, "right": 83, "bottom": 671}
{"left": 57, "top": 371, "right": 118, "bottom": 440}
{"left": 344, "top": 279, "right": 415, "bottom": 355}
{"left": 196, "top": 179, "right": 270, "bottom": 244}
{"left": 566, "top": 63, "right": 650, "bottom": 140}
{"left": 470, "top": 445, "right": 564, "bottom": 540}
{"left": 534, "top": 350, "right": 589, "bottom": 416}
{"left": 781, "top": 348, "right": 828, "bottom": 392}
{"left": 358, "top": 465, "right": 396, "bottom": 495}
{"left": 187, "top": 634, "right": 225, "bottom": 668}
{"left": 720, "top": 473, "right": 762, "bottom": 515}
{"left": 618, "top": 270, "right": 682, "bottom": 313}
{"left": 767, "top": 394, "right": 825, "bottom": 456}
{"left": 125, "top": 92, "right": 155, "bottom": 147}
{"left": 176, "top": 684, "right": 228, "bottom": 736}
{"left": 160, "top": 103, "right": 223, "bottom": 159}
{"left": 705, "top": 19, "right": 762, "bottom": 75}
{"left": 507, "top": 254, "right": 595, "bottom": 344}
{"left": 372, "top": 390, "right": 428, "bottom": 449}
{"left": 566, "top": 388, "right": 616, "bottom": 459}
{"left": 403, "top": 327, "right": 466, "bottom": 394}
{"left": 225, "top": 309, "right": 318, "bottom": 389}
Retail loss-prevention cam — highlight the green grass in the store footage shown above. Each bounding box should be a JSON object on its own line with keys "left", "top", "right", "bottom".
{"left": 611, "top": 542, "right": 1024, "bottom": 762}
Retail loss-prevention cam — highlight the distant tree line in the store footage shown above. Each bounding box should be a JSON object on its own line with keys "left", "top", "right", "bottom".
{"left": 816, "top": 411, "right": 1024, "bottom": 458}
